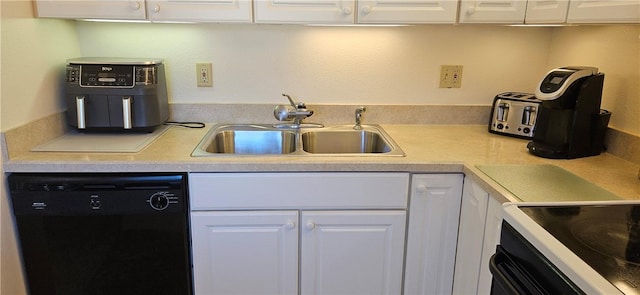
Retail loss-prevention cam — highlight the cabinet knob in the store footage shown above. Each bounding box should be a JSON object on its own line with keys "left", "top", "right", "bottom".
{"left": 153, "top": 4, "right": 161, "bottom": 13}
{"left": 466, "top": 5, "right": 476, "bottom": 15}
{"left": 342, "top": 7, "right": 353, "bottom": 15}
{"left": 305, "top": 222, "right": 316, "bottom": 230}
{"left": 129, "top": 1, "right": 141, "bottom": 10}
{"left": 416, "top": 185, "right": 427, "bottom": 193}
{"left": 361, "top": 6, "right": 371, "bottom": 15}
{"left": 285, "top": 221, "right": 296, "bottom": 230}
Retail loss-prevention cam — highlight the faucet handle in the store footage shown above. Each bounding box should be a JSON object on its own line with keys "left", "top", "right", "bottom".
{"left": 282, "top": 94, "right": 296, "bottom": 108}
{"left": 275, "top": 94, "right": 314, "bottom": 126}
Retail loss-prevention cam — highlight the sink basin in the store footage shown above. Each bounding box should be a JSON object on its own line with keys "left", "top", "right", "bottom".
{"left": 302, "top": 129, "right": 393, "bottom": 154}
{"left": 191, "top": 124, "right": 404, "bottom": 157}
{"left": 192, "top": 125, "right": 296, "bottom": 156}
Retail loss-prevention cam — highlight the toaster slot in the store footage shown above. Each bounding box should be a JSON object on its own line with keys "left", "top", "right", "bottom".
{"left": 497, "top": 102, "right": 509, "bottom": 122}
{"left": 522, "top": 106, "right": 537, "bottom": 126}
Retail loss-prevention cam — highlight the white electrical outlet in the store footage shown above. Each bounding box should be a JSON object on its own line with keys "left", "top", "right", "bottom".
{"left": 196, "top": 62, "right": 213, "bottom": 87}
{"left": 439, "top": 65, "right": 463, "bottom": 88}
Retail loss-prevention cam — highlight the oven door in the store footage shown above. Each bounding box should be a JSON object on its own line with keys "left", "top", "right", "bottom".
{"left": 490, "top": 221, "right": 584, "bottom": 295}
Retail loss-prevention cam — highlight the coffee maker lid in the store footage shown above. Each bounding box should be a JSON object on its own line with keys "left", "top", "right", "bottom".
{"left": 535, "top": 66, "right": 599, "bottom": 100}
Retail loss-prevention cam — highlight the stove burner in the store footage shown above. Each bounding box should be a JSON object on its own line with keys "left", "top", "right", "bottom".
{"left": 571, "top": 218, "right": 640, "bottom": 265}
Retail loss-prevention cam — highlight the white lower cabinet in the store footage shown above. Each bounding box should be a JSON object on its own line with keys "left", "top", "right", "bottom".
{"left": 191, "top": 211, "right": 299, "bottom": 295}
{"left": 451, "top": 177, "right": 504, "bottom": 295}
{"left": 300, "top": 210, "right": 406, "bottom": 294}
{"left": 477, "top": 196, "right": 504, "bottom": 294}
{"left": 452, "top": 178, "right": 490, "bottom": 294}
{"left": 189, "top": 172, "right": 409, "bottom": 295}
{"left": 404, "top": 174, "right": 464, "bottom": 295}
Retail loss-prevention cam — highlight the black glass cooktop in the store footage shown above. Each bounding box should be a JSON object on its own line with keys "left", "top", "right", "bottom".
{"left": 521, "top": 205, "right": 640, "bottom": 295}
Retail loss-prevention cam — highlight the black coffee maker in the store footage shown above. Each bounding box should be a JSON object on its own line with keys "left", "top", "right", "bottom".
{"left": 527, "top": 66, "right": 611, "bottom": 159}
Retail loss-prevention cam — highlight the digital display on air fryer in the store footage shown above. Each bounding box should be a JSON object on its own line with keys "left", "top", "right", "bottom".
{"left": 79, "top": 65, "right": 135, "bottom": 87}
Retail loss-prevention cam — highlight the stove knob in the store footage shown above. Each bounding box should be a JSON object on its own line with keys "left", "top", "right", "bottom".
{"left": 149, "top": 193, "right": 169, "bottom": 211}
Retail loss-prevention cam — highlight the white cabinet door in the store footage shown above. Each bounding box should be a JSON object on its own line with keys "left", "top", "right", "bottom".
{"left": 567, "top": 0, "right": 640, "bottom": 23}
{"left": 146, "top": 0, "right": 252, "bottom": 22}
{"left": 404, "top": 174, "right": 464, "bottom": 295}
{"left": 191, "top": 211, "right": 299, "bottom": 295}
{"left": 477, "top": 196, "right": 504, "bottom": 295}
{"left": 525, "top": 0, "right": 569, "bottom": 23}
{"left": 458, "top": 0, "right": 527, "bottom": 23}
{"left": 253, "top": 0, "right": 356, "bottom": 24}
{"left": 300, "top": 210, "right": 406, "bottom": 295}
{"left": 34, "top": 0, "right": 147, "bottom": 19}
{"left": 357, "top": 0, "right": 459, "bottom": 24}
{"left": 452, "top": 178, "right": 490, "bottom": 295}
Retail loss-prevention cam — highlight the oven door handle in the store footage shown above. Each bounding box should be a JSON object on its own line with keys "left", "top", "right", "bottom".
{"left": 490, "top": 246, "right": 546, "bottom": 295}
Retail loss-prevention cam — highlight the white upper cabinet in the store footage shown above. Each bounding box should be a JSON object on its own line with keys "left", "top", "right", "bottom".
{"left": 254, "top": 0, "right": 459, "bottom": 24}
{"left": 525, "top": 0, "right": 569, "bottom": 23}
{"left": 357, "top": 0, "right": 459, "bottom": 24}
{"left": 146, "top": 0, "right": 252, "bottom": 22}
{"left": 35, "top": 0, "right": 147, "bottom": 20}
{"left": 458, "top": 0, "right": 527, "bottom": 23}
{"left": 567, "top": 0, "right": 640, "bottom": 23}
{"left": 253, "top": 0, "right": 357, "bottom": 24}
{"left": 34, "top": 0, "right": 639, "bottom": 24}
{"left": 34, "top": 0, "right": 252, "bottom": 22}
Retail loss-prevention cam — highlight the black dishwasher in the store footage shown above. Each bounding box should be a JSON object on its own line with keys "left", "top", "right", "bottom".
{"left": 8, "top": 173, "right": 192, "bottom": 295}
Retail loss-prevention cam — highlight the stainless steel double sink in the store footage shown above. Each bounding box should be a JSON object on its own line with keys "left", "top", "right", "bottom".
{"left": 191, "top": 124, "right": 405, "bottom": 157}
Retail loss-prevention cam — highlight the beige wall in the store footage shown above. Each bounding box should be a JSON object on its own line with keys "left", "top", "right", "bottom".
{"left": 73, "top": 22, "right": 640, "bottom": 135}
{"left": 0, "top": 0, "right": 79, "bottom": 131}
{"left": 76, "top": 22, "right": 553, "bottom": 106}
{"left": 1, "top": 15, "right": 637, "bottom": 135}
{"left": 547, "top": 25, "right": 640, "bottom": 135}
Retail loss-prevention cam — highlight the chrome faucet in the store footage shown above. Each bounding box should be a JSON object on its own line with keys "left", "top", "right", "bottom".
{"left": 354, "top": 106, "right": 366, "bottom": 130}
{"left": 274, "top": 94, "right": 314, "bottom": 128}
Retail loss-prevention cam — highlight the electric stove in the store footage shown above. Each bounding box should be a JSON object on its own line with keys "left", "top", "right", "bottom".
{"left": 517, "top": 203, "right": 640, "bottom": 294}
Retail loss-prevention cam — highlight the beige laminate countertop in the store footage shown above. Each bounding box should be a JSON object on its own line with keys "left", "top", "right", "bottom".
{"left": 4, "top": 124, "right": 639, "bottom": 202}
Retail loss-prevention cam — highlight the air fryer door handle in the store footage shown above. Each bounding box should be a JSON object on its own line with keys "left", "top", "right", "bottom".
{"left": 75, "top": 96, "right": 86, "bottom": 129}
{"left": 122, "top": 96, "right": 132, "bottom": 129}
{"left": 490, "top": 246, "right": 546, "bottom": 295}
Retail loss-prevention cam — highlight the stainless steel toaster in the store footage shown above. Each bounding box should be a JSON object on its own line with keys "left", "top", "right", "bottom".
{"left": 488, "top": 92, "right": 542, "bottom": 139}
{"left": 65, "top": 57, "right": 169, "bottom": 132}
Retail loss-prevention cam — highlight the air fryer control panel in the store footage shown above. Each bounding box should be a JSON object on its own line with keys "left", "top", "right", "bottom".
{"left": 66, "top": 64, "right": 158, "bottom": 88}
{"left": 489, "top": 92, "right": 542, "bottom": 139}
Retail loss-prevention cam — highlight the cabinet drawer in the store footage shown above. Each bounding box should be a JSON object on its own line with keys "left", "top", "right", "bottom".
{"left": 189, "top": 172, "right": 409, "bottom": 210}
